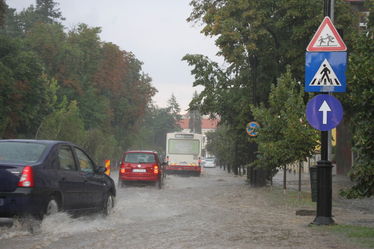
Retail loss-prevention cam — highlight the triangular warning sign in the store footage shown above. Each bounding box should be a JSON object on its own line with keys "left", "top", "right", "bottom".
{"left": 307, "top": 17, "right": 346, "bottom": 51}
{"left": 309, "top": 59, "right": 341, "bottom": 86}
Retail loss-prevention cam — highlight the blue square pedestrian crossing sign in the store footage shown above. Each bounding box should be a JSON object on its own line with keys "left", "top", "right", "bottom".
{"left": 305, "top": 52, "right": 347, "bottom": 92}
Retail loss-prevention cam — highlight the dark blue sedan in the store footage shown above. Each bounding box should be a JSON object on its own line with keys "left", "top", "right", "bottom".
{"left": 0, "top": 140, "right": 116, "bottom": 219}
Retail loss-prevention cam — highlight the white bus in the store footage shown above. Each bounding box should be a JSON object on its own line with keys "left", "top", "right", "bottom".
{"left": 165, "top": 132, "right": 203, "bottom": 176}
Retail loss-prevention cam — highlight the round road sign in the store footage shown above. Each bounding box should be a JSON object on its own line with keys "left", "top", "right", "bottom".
{"left": 306, "top": 94, "right": 343, "bottom": 131}
{"left": 246, "top": 121, "right": 260, "bottom": 137}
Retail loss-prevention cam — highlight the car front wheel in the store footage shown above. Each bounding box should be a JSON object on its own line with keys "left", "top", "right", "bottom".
{"left": 103, "top": 193, "right": 115, "bottom": 216}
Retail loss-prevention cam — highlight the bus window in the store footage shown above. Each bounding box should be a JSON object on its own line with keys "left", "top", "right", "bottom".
{"left": 168, "top": 139, "right": 200, "bottom": 155}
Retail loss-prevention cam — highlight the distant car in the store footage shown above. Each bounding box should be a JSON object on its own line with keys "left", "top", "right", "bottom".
{"left": 0, "top": 139, "right": 116, "bottom": 219}
{"left": 118, "top": 150, "right": 165, "bottom": 189}
{"left": 203, "top": 157, "right": 216, "bottom": 168}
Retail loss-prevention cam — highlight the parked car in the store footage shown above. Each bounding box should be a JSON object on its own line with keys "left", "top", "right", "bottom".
{"left": 118, "top": 150, "right": 165, "bottom": 189}
{"left": 0, "top": 139, "right": 116, "bottom": 219}
{"left": 203, "top": 157, "right": 216, "bottom": 168}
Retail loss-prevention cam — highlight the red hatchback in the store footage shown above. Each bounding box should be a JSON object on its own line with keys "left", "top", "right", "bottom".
{"left": 118, "top": 150, "right": 165, "bottom": 189}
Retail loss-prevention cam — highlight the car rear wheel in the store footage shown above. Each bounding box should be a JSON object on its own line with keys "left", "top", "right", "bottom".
{"left": 103, "top": 193, "right": 115, "bottom": 216}
{"left": 45, "top": 197, "right": 59, "bottom": 216}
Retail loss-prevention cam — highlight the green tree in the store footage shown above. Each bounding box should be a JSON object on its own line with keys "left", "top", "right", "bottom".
{"left": 36, "top": 99, "right": 86, "bottom": 145}
{"left": 14, "top": 0, "right": 64, "bottom": 33}
{"left": 186, "top": 0, "right": 358, "bottom": 121}
{"left": 0, "top": 0, "right": 6, "bottom": 27}
{"left": 188, "top": 0, "right": 357, "bottom": 81}
{"left": 1, "top": 6, "right": 23, "bottom": 37}
{"left": 205, "top": 125, "right": 235, "bottom": 172}
{"left": 189, "top": 91, "right": 202, "bottom": 134}
{"left": 84, "top": 128, "right": 119, "bottom": 164}
{"left": 24, "top": 22, "right": 65, "bottom": 75}
{"left": 0, "top": 0, "right": 159, "bottom": 165}
{"left": 182, "top": 54, "right": 237, "bottom": 122}
{"left": 35, "top": 0, "right": 65, "bottom": 23}
{"left": 341, "top": 17, "right": 374, "bottom": 198}
{"left": 183, "top": 53, "right": 259, "bottom": 176}
{"left": 251, "top": 68, "right": 318, "bottom": 185}
{"left": 130, "top": 104, "right": 181, "bottom": 154}
{"left": 185, "top": 0, "right": 358, "bottom": 181}
{"left": 66, "top": 24, "right": 101, "bottom": 80}
{"left": 167, "top": 93, "right": 182, "bottom": 121}
{"left": 0, "top": 35, "right": 55, "bottom": 138}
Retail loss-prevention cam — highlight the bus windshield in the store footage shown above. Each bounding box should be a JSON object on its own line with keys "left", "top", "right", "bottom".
{"left": 168, "top": 139, "right": 200, "bottom": 155}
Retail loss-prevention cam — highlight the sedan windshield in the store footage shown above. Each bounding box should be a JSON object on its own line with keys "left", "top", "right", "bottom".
{"left": 125, "top": 153, "right": 155, "bottom": 163}
{"left": 0, "top": 142, "right": 47, "bottom": 164}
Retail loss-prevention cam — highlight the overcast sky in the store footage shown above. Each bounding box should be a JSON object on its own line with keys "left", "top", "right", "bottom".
{"left": 7, "top": 0, "right": 223, "bottom": 112}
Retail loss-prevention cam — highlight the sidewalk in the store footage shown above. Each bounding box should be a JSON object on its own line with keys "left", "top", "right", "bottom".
{"left": 273, "top": 169, "right": 374, "bottom": 215}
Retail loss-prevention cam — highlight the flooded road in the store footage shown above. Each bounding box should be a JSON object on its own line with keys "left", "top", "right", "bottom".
{"left": 0, "top": 167, "right": 368, "bottom": 249}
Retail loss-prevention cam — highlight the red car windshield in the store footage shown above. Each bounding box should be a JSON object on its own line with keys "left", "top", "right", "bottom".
{"left": 125, "top": 153, "right": 155, "bottom": 163}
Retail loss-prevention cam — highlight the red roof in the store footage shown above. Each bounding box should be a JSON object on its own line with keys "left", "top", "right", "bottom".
{"left": 177, "top": 119, "right": 189, "bottom": 129}
{"left": 201, "top": 119, "right": 219, "bottom": 129}
{"left": 177, "top": 118, "right": 219, "bottom": 130}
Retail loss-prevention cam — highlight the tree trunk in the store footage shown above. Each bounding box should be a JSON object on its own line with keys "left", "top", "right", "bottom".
{"left": 298, "top": 161, "right": 302, "bottom": 192}
{"left": 247, "top": 166, "right": 252, "bottom": 185}
{"left": 283, "top": 165, "right": 287, "bottom": 193}
{"left": 335, "top": 118, "right": 352, "bottom": 175}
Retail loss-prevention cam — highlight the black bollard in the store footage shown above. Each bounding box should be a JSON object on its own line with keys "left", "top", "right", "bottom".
{"left": 312, "top": 160, "right": 335, "bottom": 225}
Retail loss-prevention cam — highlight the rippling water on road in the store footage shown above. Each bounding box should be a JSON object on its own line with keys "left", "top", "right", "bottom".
{"left": 0, "top": 168, "right": 369, "bottom": 249}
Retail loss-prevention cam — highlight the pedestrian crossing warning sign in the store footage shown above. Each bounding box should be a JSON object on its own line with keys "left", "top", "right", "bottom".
{"left": 309, "top": 59, "right": 341, "bottom": 86}
{"left": 307, "top": 17, "right": 346, "bottom": 52}
{"left": 305, "top": 52, "right": 347, "bottom": 92}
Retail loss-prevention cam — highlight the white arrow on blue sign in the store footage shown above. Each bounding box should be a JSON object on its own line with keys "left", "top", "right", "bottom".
{"left": 306, "top": 94, "right": 343, "bottom": 131}
{"left": 305, "top": 52, "right": 347, "bottom": 92}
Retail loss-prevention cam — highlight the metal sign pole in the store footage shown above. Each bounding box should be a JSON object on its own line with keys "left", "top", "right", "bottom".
{"left": 312, "top": 0, "right": 335, "bottom": 225}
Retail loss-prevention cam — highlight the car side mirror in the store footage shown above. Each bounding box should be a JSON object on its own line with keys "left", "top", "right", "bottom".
{"left": 96, "top": 166, "right": 106, "bottom": 174}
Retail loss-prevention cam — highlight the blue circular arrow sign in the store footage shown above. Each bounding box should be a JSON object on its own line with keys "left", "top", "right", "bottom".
{"left": 246, "top": 121, "right": 260, "bottom": 136}
{"left": 306, "top": 94, "right": 343, "bottom": 131}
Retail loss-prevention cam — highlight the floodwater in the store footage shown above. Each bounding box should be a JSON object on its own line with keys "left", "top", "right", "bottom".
{"left": 0, "top": 168, "right": 371, "bottom": 249}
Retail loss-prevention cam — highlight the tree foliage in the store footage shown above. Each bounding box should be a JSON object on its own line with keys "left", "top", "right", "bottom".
{"left": 36, "top": 99, "right": 86, "bottom": 145}
{"left": 130, "top": 99, "right": 182, "bottom": 155}
{"left": 167, "top": 93, "right": 182, "bottom": 121}
{"left": 0, "top": 1, "right": 162, "bottom": 163}
{"left": 0, "top": 34, "right": 55, "bottom": 138}
{"left": 186, "top": 0, "right": 357, "bottom": 180}
{"left": 186, "top": 0, "right": 357, "bottom": 114}
{"left": 205, "top": 125, "right": 234, "bottom": 167}
{"left": 251, "top": 68, "right": 318, "bottom": 175}
{"left": 189, "top": 91, "right": 202, "bottom": 134}
{"left": 341, "top": 12, "right": 374, "bottom": 197}
{"left": 0, "top": 0, "right": 6, "bottom": 26}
